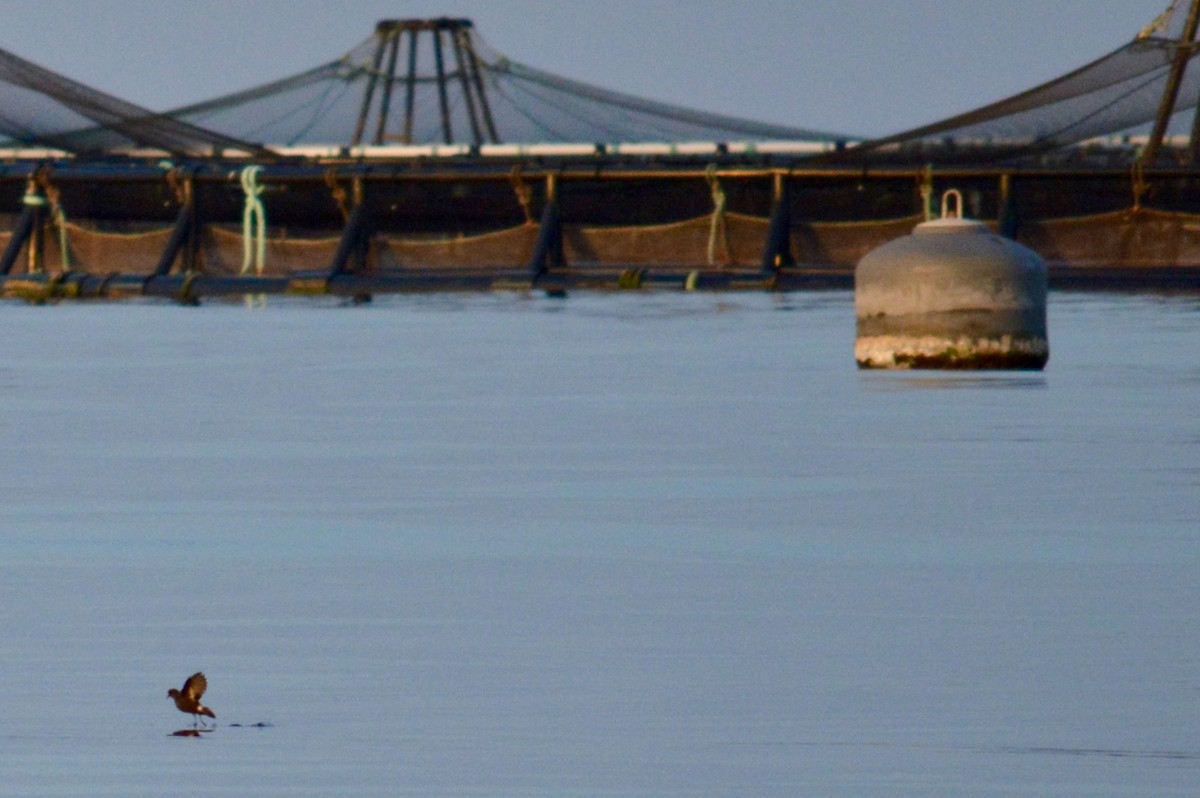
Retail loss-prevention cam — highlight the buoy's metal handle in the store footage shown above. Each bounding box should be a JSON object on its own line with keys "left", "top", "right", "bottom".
{"left": 941, "top": 189, "right": 964, "bottom": 220}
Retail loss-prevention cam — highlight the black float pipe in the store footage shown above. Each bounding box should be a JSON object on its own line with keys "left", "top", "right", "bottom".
{"left": 528, "top": 195, "right": 564, "bottom": 282}
{"left": 152, "top": 199, "right": 196, "bottom": 277}
{"left": 760, "top": 175, "right": 794, "bottom": 274}
{"left": 327, "top": 199, "right": 372, "bottom": 276}
{"left": 0, "top": 200, "right": 41, "bottom": 275}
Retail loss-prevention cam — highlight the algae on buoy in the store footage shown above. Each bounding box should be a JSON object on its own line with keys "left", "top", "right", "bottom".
{"left": 855, "top": 190, "right": 1048, "bottom": 370}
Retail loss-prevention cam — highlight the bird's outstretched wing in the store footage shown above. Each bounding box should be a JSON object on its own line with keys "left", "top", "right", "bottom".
{"left": 182, "top": 672, "right": 208, "bottom": 702}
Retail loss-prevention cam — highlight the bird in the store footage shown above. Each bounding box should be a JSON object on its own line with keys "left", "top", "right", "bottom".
{"left": 167, "top": 672, "right": 217, "bottom": 727}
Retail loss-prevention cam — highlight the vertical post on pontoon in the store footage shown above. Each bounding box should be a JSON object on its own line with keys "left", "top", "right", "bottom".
{"left": 529, "top": 175, "right": 564, "bottom": 281}
{"left": 761, "top": 172, "right": 794, "bottom": 273}
{"left": 1142, "top": 0, "right": 1200, "bottom": 165}
{"left": 0, "top": 202, "right": 40, "bottom": 275}
{"left": 999, "top": 173, "right": 1019, "bottom": 240}
{"left": 328, "top": 182, "right": 372, "bottom": 276}
{"left": 153, "top": 199, "right": 195, "bottom": 276}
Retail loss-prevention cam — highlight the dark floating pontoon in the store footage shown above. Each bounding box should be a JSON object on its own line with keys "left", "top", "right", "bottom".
{"left": 4, "top": 5, "right": 1200, "bottom": 302}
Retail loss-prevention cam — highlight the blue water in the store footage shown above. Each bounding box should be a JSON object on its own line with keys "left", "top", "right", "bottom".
{"left": 1, "top": 292, "right": 1197, "bottom": 796}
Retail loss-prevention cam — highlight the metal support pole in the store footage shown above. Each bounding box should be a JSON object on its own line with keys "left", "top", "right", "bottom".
{"left": 432, "top": 28, "right": 454, "bottom": 144}
{"left": 462, "top": 31, "right": 499, "bottom": 143}
{"left": 373, "top": 31, "right": 403, "bottom": 146}
{"left": 1142, "top": 0, "right": 1200, "bottom": 165}
{"left": 401, "top": 28, "right": 420, "bottom": 144}
{"left": 450, "top": 27, "right": 484, "bottom": 146}
{"left": 352, "top": 25, "right": 391, "bottom": 147}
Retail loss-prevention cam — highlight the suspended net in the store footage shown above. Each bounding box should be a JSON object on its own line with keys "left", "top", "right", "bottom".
{"left": 0, "top": 211, "right": 915, "bottom": 277}
{"left": 0, "top": 47, "right": 271, "bottom": 156}
{"left": 160, "top": 18, "right": 846, "bottom": 149}
{"left": 2, "top": 7, "right": 1199, "bottom": 164}
{"left": 851, "top": 0, "right": 1200, "bottom": 162}
{"left": 13, "top": 205, "right": 1200, "bottom": 277}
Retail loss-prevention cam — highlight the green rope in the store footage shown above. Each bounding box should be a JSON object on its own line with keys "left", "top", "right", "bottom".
{"left": 54, "top": 206, "right": 70, "bottom": 273}
{"left": 23, "top": 190, "right": 73, "bottom": 273}
{"left": 705, "top": 164, "right": 728, "bottom": 267}
{"left": 921, "top": 164, "right": 935, "bottom": 222}
{"left": 240, "top": 165, "right": 267, "bottom": 276}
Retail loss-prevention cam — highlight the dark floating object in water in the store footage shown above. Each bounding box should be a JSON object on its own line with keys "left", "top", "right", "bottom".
{"left": 229, "top": 722, "right": 274, "bottom": 728}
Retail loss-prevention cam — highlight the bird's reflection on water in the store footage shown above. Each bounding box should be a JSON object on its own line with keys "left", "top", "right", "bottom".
{"left": 170, "top": 728, "right": 214, "bottom": 738}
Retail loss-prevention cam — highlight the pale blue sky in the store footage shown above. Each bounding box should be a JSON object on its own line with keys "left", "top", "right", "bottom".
{"left": 0, "top": 0, "right": 1174, "bottom": 137}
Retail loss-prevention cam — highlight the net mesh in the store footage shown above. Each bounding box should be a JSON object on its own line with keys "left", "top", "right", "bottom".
{"left": 1020, "top": 207, "right": 1200, "bottom": 266}
{"left": 3, "top": 7, "right": 1200, "bottom": 162}
{"left": 10, "top": 204, "right": 1200, "bottom": 278}
{"left": 131, "top": 4, "right": 1200, "bottom": 162}
{"left": 852, "top": 0, "right": 1200, "bottom": 162}
{"left": 0, "top": 48, "right": 270, "bottom": 156}
{"left": 159, "top": 18, "right": 844, "bottom": 148}
{"left": 376, "top": 226, "right": 538, "bottom": 270}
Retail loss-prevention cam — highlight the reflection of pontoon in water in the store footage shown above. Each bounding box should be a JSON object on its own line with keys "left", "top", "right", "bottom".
{"left": 4, "top": 6, "right": 1200, "bottom": 301}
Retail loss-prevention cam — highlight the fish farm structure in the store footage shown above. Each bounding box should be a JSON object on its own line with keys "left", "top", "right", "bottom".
{"left": 5, "top": 3, "right": 1200, "bottom": 302}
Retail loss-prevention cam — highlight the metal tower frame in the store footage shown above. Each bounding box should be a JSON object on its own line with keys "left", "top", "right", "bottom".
{"left": 1142, "top": 0, "right": 1200, "bottom": 164}
{"left": 351, "top": 18, "right": 500, "bottom": 147}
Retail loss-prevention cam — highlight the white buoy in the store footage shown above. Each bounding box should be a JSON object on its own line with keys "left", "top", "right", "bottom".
{"left": 855, "top": 190, "right": 1048, "bottom": 370}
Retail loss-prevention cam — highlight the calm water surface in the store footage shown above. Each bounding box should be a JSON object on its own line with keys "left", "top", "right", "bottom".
{"left": 1, "top": 292, "right": 1197, "bottom": 796}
